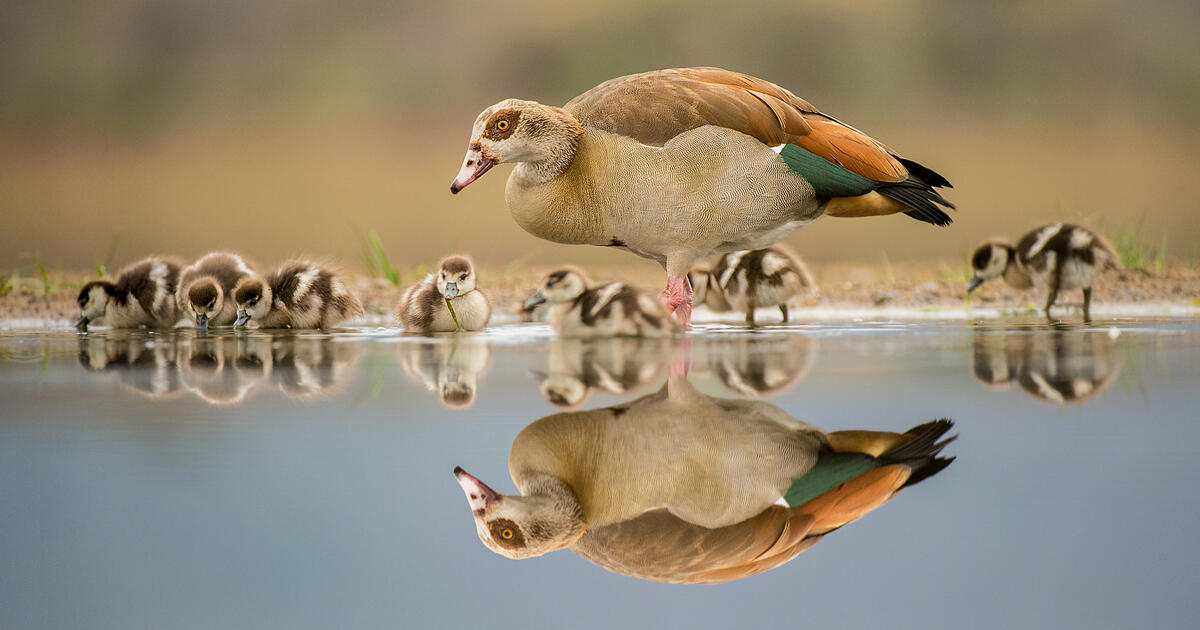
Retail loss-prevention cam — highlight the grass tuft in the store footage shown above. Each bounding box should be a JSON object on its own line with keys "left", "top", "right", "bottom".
{"left": 879, "top": 250, "right": 895, "bottom": 285}
{"left": 1109, "top": 216, "right": 1167, "bottom": 273}
{"left": 35, "top": 259, "right": 52, "bottom": 293}
{"left": 354, "top": 226, "right": 402, "bottom": 286}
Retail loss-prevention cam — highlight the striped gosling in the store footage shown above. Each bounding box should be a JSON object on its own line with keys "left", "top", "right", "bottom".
{"left": 176, "top": 252, "right": 255, "bottom": 329}
{"left": 233, "top": 261, "right": 363, "bottom": 329}
{"left": 524, "top": 267, "right": 679, "bottom": 338}
{"left": 75, "top": 256, "right": 183, "bottom": 331}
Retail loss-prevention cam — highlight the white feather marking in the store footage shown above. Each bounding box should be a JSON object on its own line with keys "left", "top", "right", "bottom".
{"left": 717, "top": 251, "right": 749, "bottom": 290}
{"left": 149, "top": 262, "right": 169, "bottom": 312}
{"left": 761, "top": 252, "right": 789, "bottom": 276}
{"left": 1027, "top": 223, "right": 1063, "bottom": 258}
{"left": 587, "top": 283, "right": 623, "bottom": 320}
{"left": 1069, "top": 228, "right": 1093, "bottom": 249}
{"left": 292, "top": 267, "right": 320, "bottom": 303}
{"left": 769, "top": 144, "right": 785, "bottom": 154}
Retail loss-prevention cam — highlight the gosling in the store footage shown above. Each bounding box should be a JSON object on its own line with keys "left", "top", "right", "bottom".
{"left": 967, "top": 223, "right": 1122, "bottom": 320}
{"left": 233, "top": 261, "right": 363, "bottom": 329}
{"left": 75, "top": 256, "right": 184, "bottom": 331}
{"left": 396, "top": 255, "right": 491, "bottom": 332}
{"left": 692, "top": 246, "right": 816, "bottom": 324}
{"left": 177, "top": 252, "right": 256, "bottom": 329}
{"left": 524, "top": 267, "right": 679, "bottom": 338}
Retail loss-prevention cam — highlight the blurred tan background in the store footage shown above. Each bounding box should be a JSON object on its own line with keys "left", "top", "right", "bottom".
{"left": 3, "top": 0, "right": 1198, "bottom": 274}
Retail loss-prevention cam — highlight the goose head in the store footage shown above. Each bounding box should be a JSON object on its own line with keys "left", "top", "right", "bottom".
{"left": 184, "top": 278, "right": 224, "bottom": 329}
{"left": 451, "top": 99, "right": 584, "bottom": 193}
{"left": 967, "top": 241, "right": 1013, "bottom": 293}
{"left": 525, "top": 267, "right": 588, "bottom": 309}
{"left": 437, "top": 256, "right": 476, "bottom": 299}
{"left": 233, "top": 277, "right": 272, "bottom": 327}
{"left": 75, "top": 280, "right": 115, "bottom": 331}
{"left": 453, "top": 467, "right": 586, "bottom": 560}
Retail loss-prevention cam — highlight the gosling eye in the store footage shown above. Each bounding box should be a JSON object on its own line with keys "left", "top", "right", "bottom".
{"left": 459, "top": 273, "right": 467, "bottom": 281}
{"left": 495, "top": 119, "right": 509, "bottom": 131}
{"left": 500, "top": 528, "right": 514, "bottom": 540}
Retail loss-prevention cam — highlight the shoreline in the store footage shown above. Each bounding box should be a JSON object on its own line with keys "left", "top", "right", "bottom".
{"left": 3, "top": 262, "right": 1197, "bottom": 330}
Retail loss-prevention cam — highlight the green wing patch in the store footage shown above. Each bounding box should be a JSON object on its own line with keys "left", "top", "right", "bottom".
{"left": 783, "top": 451, "right": 877, "bottom": 507}
{"left": 780, "top": 144, "right": 876, "bottom": 198}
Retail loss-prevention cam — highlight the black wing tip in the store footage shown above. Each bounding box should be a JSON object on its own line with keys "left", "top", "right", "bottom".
{"left": 880, "top": 418, "right": 958, "bottom": 488}
{"left": 894, "top": 156, "right": 953, "bottom": 189}
{"left": 876, "top": 176, "right": 956, "bottom": 227}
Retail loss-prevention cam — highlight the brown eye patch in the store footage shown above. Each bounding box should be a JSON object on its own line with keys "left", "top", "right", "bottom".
{"left": 488, "top": 518, "right": 525, "bottom": 548}
{"left": 482, "top": 109, "right": 521, "bottom": 140}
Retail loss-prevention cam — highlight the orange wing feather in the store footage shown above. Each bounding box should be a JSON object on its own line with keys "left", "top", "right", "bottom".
{"left": 564, "top": 67, "right": 909, "bottom": 183}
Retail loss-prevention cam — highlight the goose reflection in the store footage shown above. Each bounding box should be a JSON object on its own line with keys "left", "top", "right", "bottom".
{"left": 399, "top": 338, "right": 491, "bottom": 409}
{"left": 533, "top": 338, "right": 669, "bottom": 409}
{"left": 77, "top": 335, "right": 183, "bottom": 399}
{"left": 973, "top": 327, "right": 1121, "bottom": 404}
{"left": 453, "top": 377, "right": 955, "bottom": 584}
{"left": 77, "top": 333, "right": 361, "bottom": 404}
{"left": 705, "top": 334, "right": 817, "bottom": 398}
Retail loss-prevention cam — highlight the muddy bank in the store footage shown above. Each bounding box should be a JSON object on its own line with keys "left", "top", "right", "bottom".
{"left": 3, "top": 262, "right": 1198, "bottom": 327}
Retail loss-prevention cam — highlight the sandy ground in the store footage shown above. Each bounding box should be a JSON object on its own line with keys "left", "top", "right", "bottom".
{"left": 3, "top": 262, "right": 1198, "bottom": 328}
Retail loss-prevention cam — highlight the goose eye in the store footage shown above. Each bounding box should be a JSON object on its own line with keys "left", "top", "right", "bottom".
{"left": 460, "top": 273, "right": 467, "bottom": 280}
{"left": 500, "top": 528, "right": 514, "bottom": 540}
{"left": 496, "top": 119, "right": 509, "bottom": 131}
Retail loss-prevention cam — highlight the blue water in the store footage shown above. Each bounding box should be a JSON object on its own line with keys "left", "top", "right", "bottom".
{"left": 1, "top": 319, "right": 1198, "bottom": 629}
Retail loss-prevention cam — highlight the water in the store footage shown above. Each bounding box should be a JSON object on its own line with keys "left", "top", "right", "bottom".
{"left": 2, "top": 320, "right": 1198, "bottom": 629}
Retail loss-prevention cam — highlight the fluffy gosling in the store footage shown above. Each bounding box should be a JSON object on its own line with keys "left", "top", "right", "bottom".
{"left": 396, "top": 255, "right": 491, "bottom": 332}
{"left": 524, "top": 267, "right": 679, "bottom": 338}
{"left": 233, "top": 261, "right": 363, "bottom": 329}
{"left": 176, "top": 252, "right": 255, "bottom": 329}
{"left": 967, "top": 223, "right": 1122, "bottom": 320}
{"left": 75, "top": 256, "right": 184, "bottom": 331}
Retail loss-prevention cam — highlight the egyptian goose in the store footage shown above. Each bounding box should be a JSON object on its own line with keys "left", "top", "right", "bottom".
{"left": 396, "top": 256, "right": 492, "bottom": 332}
{"left": 450, "top": 67, "right": 954, "bottom": 324}
{"left": 700, "top": 245, "right": 816, "bottom": 324}
{"left": 176, "top": 252, "right": 255, "bottom": 329}
{"left": 453, "top": 377, "right": 955, "bottom": 583}
{"left": 967, "top": 223, "right": 1122, "bottom": 320}
{"left": 74, "top": 256, "right": 183, "bottom": 331}
{"left": 232, "top": 260, "right": 363, "bottom": 329}
{"left": 523, "top": 267, "right": 679, "bottom": 338}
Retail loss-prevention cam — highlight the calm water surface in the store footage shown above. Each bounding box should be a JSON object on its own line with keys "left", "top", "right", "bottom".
{"left": 2, "top": 319, "right": 1198, "bottom": 629}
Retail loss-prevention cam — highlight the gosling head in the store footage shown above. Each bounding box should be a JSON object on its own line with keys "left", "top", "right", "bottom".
{"left": 437, "top": 256, "right": 476, "bottom": 300}
{"left": 967, "top": 241, "right": 1014, "bottom": 293}
{"left": 75, "top": 280, "right": 116, "bottom": 331}
{"left": 525, "top": 267, "right": 589, "bottom": 309}
{"left": 537, "top": 372, "right": 590, "bottom": 409}
{"left": 232, "top": 277, "right": 272, "bottom": 328}
{"left": 453, "top": 467, "right": 587, "bottom": 560}
{"left": 185, "top": 279, "right": 223, "bottom": 329}
{"left": 450, "top": 99, "right": 584, "bottom": 193}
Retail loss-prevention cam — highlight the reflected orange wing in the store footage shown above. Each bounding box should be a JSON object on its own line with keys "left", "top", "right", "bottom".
{"left": 564, "top": 67, "right": 907, "bottom": 183}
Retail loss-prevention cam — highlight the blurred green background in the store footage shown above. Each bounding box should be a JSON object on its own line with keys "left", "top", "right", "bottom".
{"left": 3, "top": 0, "right": 1197, "bottom": 272}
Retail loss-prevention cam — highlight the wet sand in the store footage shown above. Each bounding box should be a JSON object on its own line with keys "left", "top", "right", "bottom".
{"left": 3, "top": 262, "right": 1198, "bottom": 328}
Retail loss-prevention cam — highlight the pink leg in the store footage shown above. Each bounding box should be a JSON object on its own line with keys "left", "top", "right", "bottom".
{"left": 658, "top": 274, "right": 694, "bottom": 326}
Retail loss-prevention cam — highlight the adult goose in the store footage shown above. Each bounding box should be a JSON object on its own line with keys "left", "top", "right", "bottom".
{"left": 450, "top": 67, "right": 954, "bottom": 324}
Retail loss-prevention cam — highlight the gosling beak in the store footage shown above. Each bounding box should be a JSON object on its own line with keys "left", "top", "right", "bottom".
{"left": 443, "top": 282, "right": 460, "bottom": 299}
{"left": 966, "top": 276, "right": 983, "bottom": 293}
{"left": 450, "top": 144, "right": 495, "bottom": 194}
{"left": 234, "top": 310, "right": 251, "bottom": 327}
{"left": 453, "top": 466, "right": 501, "bottom": 516}
{"left": 522, "top": 292, "right": 547, "bottom": 310}
{"left": 74, "top": 316, "right": 89, "bottom": 332}
{"left": 195, "top": 313, "right": 209, "bottom": 329}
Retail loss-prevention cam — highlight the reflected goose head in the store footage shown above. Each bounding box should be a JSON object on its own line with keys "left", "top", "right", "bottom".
{"left": 453, "top": 467, "right": 586, "bottom": 560}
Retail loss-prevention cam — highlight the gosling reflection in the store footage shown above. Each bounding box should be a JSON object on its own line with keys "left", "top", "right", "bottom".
{"left": 77, "top": 333, "right": 361, "bottom": 404}
{"left": 453, "top": 378, "right": 955, "bottom": 584}
{"left": 399, "top": 338, "right": 491, "bottom": 409}
{"left": 973, "top": 327, "right": 1121, "bottom": 404}
{"left": 77, "top": 335, "right": 183, "bottom": 399}
{"left": 706, "top": 334, "right": 817, "bottom": 398}
{"left": 534, "top": 338, "right": 669, "bottom": 410}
